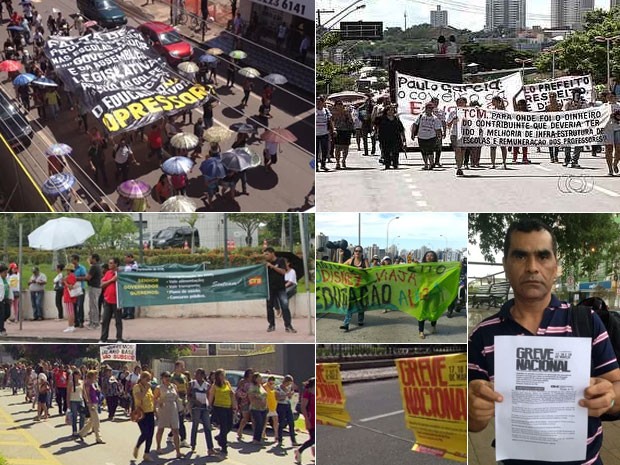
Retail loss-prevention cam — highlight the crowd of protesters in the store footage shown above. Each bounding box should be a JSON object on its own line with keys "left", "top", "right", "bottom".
{"left": 0, "top": 361, "right": 314, "bottom": 463}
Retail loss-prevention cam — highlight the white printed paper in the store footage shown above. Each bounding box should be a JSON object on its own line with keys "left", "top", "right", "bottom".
{"left": 494, "top": 335, "right": 591, "bottom": 462}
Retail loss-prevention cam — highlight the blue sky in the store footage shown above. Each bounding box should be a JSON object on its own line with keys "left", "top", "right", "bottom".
{"left": 316, "top": 212, "right": 468, "bottom": 251}
{"left": 317, "top": 0, "right": 609, "bottom": 31}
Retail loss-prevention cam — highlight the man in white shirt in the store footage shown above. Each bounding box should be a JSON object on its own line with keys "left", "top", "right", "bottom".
{"left": 430, "top": 97, "right": 447, "bottom": 167}
{"left": 446, "top": 97, "right": 468, "bottom": 176}
{"left": 315, "top": 96, "right": 333, "bottom": 171}
{"left": 28, "top": 267, "right": 46, "bottom": 321}
{"left": 113, "top": 138, "right": 135, "bottom": 182}
{"left": 411, "top": 102, "right": 443, "bottom": 170}
{"left": 0, "top": 264, "right": 14, "bottom": 335}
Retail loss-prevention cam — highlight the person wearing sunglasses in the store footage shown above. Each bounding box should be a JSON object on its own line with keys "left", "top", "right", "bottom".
{"left": 338, "top": 246, "right": 369, "bottom": 331}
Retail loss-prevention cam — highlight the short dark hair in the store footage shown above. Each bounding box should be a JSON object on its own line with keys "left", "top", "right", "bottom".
{"left": 71, "top": 254, "right": 80, "bottom": 261}
{"left": 56, "top": 263, "right": 65, "bottom": 271}
{"left": 126, "top": 253, "right": 134, "bottom": 259}
{"left": 263, "top": 247, "right": 275, "bottom": 254}
{"left": 503, "top": 218, "right": 558, "bottom": 258}
{"left": 109, "top": 257, "right": 120, "bottom": 266}
{"left": 91, "top": 253, "right": 100, "bottom": 262}
{"left": 0, "top": 264, "right": 7, "bottom": 273}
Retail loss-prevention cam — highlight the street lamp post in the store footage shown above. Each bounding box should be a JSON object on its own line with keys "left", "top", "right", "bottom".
{"left": 316, "top": 9, "right": 334, "bottom": 27}
{"left": 319, "top": 3, "right": 366, "bottom": 38}
{"left": 594, "top": 35, "right": 620, "bottom": 90}
{"left": 322, "top": 0, "right": 365, "bottom": 29}
{"left": 514, "top": 58, "right": 533, "bottom": 78}
{"left": 543, "top": 48, "right": 559, "bottom": 79}
{"left": 386, "top": 216, "right": 399, "bottom": 258}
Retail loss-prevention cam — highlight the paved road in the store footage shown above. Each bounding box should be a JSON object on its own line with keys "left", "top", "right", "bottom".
{"left": 0, "top": 388, "right": 312, "bottom": 465}
{"left": 317, "top": 378, "right": 455, "bottom": 465}
{"left": 1, "top": 315, "right": 315, "bottom": 343}
{"left": 0, "top": 0, "right": 314, "bottom": 212}
{"left": 316, "top": 145, "right": 620, "bottom": 212}
{"left": 317, "top": 308, "right": 467, "bottom": 343}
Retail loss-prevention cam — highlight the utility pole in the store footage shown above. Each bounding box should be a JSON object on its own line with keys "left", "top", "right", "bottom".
{"left": 404, "top": 10, "right": 407, "bottom": 31}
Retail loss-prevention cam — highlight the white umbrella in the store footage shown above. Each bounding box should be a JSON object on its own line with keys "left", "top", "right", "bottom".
{"left": 238, "top": 67, "right": 260, "bottom": 78}
{"left": 178, "top": 61, "right": 199, "bottom": 73}
{"left": 170, "top": 132, "right": 199, "bottom": 150}
{"left": 28, "top": 217, "right": 95, "bottom": 250}
{"left": 161, "top": 195, "right": 197, "bottom": 212}
{"left": 264, "top": 73, "right": 288, "bottom": 85}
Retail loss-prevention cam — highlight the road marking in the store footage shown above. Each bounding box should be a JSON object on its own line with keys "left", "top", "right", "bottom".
{"left": 411, "top": 191, "right": 421, "bottom": 197}
{"left": 416, "top": 200, "right": 428, "bottom": 207}
{"left": 359, "top": 410, "right": 404, "bottom": 423}
{"left": 536, "top": 165, "right": 552, "bottom": 172}
{"left": 593, "top": 185, "right": 620, "bottom": 197}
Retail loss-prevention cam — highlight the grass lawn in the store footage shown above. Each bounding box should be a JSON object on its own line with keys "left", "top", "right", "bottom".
{"left": 297, "top": 277, "right": 315, "bottom": 294}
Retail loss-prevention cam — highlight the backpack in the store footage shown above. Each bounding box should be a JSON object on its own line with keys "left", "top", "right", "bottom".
{"left": 570, "top": 297, "right": 620, "bottom": 421}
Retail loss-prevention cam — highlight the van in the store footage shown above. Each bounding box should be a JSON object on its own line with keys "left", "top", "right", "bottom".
{"left": 76, "top": 0, "right": 127, "bottom": 29}
{"left": 151, "top": 226, "right": 199, "bottom": 249}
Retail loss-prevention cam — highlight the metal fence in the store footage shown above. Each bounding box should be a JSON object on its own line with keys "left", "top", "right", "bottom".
{"left": 316, "top": 344, "right": 466, "bottom": 362}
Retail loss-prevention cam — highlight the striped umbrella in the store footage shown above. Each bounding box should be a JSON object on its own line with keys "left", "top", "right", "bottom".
{"left": 45, "top": 143, "right": 73, "bottom": 157}
{"left": 161, "top": 156, "right": 194, "bottom": 175}
{"left": 117, "top": 180, "right": 152, "bottom": 199}
{"left": 12, "top": 73, "right": 36, "bottom": 86}
{"left": 42, "top": 173, "right": 76, "bottom": 196}
{"left": 229, "top": 50, "right": 247, "bottom": 60}
{"left": 199, "top": 157, "right": 226, "bottom": 179}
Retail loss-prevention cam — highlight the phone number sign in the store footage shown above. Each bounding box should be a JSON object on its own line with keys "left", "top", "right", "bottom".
{"left": 249, "top": 0, "right": 312, "bottom": 20}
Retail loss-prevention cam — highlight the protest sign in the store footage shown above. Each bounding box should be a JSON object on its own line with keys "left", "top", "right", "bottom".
{"left": 456, "top": 105, "right": 611, "bottom": 147}
{"left": 316, "top": 261, "right": 460, "bottom": 320}
{"left": 117, "top": 264, "right": 268, "bottom": 307}
{"left": 395, "top": 72, "right": 522, "bottom": 126}
{"left": 523, "top": 75, "right": 593, "bottom": 112}
{"left": 316, "top": 363, "right": 351, "bottom": 428}
{"left": 100, "top": 343, "right": 137, "bottom": 362}
{"left": 44, "top": 27, "right": 213, "bottom": 135}
{"left": 395, "top": 353, "right": 467, "bottom": 462}
{"left": 136, "top": 263, "right": 208, "bottom": 272}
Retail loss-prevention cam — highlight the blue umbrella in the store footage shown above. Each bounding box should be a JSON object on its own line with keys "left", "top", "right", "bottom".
{"left": 162, "top": 156, "right": 194, "bottom": 175}
{"left": 32, "top": 77, "right": 58, "bottom": 87}
{"left": 309, "top": 158, "right": 315, "bottom": 170}
{"left": 45, "top": 143, "right": 73, "bottom": 157}
{"left": 199, "top": 158, "right": 226, "bottom": 179}
{"left": 199, "top": 54, "right": 217, "bottom": 64}
{"left": 7, "top": 25, "right": 25, "bottom": 32}
{"left": 12, "top": 73, "right": 35, "bottom": 86}
{"left": 42, "top": 173, "right": 75, "bottom": 196}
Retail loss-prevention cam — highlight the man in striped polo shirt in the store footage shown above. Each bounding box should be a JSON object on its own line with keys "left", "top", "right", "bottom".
{"left": 468, "top": 218, "right": 620, "bottom": 465}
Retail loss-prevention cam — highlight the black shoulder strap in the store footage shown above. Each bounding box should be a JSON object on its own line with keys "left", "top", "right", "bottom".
{"left": 570, "top": 304, "right": 593, "bottom": 338}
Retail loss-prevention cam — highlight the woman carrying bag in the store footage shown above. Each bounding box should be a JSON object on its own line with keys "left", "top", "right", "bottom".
{"left": 62, "top": 264, "right": 81, "bottom": 333}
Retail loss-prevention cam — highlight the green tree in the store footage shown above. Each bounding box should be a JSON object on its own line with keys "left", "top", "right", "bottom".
{"left": 136, "top": 345, "right": 193, "bottom": 364}
{"left": 182, "top": 213, "right": 199, "bottom": 253}
{"left": 469, "top": 214, "right": 620, "bottom": 279}
{"left": 460, "top": 43, "right": 536, "bottom": 72}
{"left": 83, "top": 214, "right": 138, "bottom": 250}
{"left": 228, "top": 214, "right": 272, "bottom": 247}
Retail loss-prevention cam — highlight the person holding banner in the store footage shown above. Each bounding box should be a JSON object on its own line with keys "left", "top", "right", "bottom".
{"left": 545, "top": 92, "right": 563, "bottom": 163}
{"left": 418, "top": 251, "right": 439, "bottom": 339}
{"left": 264, "top": 247, "right": 297, "bottom": 333}
{"left": 377, "top": 105, "right": 405, "bottom": 170}
{"left": 512, "top": 99, "right": 531, "bottom": 164}
{"left": 338, "top": 246, "right": 368, "bottom": 331}
{"left": 412, "top": 102, "right": 443, "bottom": 170}
{"left": 430, "top": 97, "right": 447, "bottom": 167}
{"left": 563, "top": 88, "right": 587, "bottom": 168}
{"left": 447, "top": 97, "right": 467, "bottom": 176}
{"left": 490, "top": 96, "right": 509, "bottom": 169}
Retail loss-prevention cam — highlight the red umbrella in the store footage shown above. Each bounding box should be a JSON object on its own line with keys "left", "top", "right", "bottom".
{"left": 261, "top": 127, "right": 297, "bottom": 144}
{"left": 0, "top": 60, "right": 22, "bottom": 72}
{"left": 84, "top": 20, "right": 97, "bottom": 28}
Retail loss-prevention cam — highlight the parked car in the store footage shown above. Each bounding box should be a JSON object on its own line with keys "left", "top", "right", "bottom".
{"left": 76, "top": 0, "right": 127, "bottom": 29}
{"left": 151, "top": 226, "right": 199, "bottom": 249}
{"left": 137, "top": 21, "right": 193, "bottom": 66}
{"left": 0, "top": 88, "right": 32, "bottom": 152}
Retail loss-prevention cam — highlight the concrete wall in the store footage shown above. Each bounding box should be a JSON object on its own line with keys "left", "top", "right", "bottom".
{"left": 17, "top": 291, "right": 315, "bottom": 320}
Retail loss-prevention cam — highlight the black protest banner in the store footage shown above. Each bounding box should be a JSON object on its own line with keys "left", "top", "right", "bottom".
{"left": 44, "top": 27, "right": 212, "bottom": 135}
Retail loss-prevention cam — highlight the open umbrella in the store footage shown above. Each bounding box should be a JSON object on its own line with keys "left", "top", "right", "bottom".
{"left": 220, "top": 148, "right": 261, "bottom": 172}
{"left": 12, "top": 73, "right": 35, "bottom": 86}
{"left": 199, "top": 53, "right": 218, "bottom": 64}
{"left": 309, "top": 158, "right": 315, "bottom": 170}
{"left": 170, "top": 132, "right": 199, "bottom": 150}
{"left": 178, "top": 61, "right": 199, "bottom": 73}
{"left": 83, "top": 20, "right": 97, "bottom": 28}
{"left": 275, "top": 251, "right": 305, "bottom": 280}
{"left": 199, "top": 157, "right": 226, "bottom": 178}
{"left": 41, "top": 173, "right": 75, "bottom": 196}
{"left": 52, "top": 7, "right": 61, "bottom": 13}
{"left": 7, "top": 25, "right": 25, "bottom": 32}
{"left": 32, "top": 77, "right": 58, "bottom": 87}
{"left": 204, "top": 126, "right": 234, "bottom": 143}
{"left": 45, "top": 143, "right": 72, "bottom": 157}
{"left": 117, "top": 180, "right": 151, "bottom": 199}
{"left": 261, "top": 127, "right": 297, "bottom": 144}
{"left": 326, "top": 91, "right": 367, "bottom": 107}
{"left": 263, "top": 73, "right": 288, "bottom": 85}
{"left": 161, "top": 195, "right": 197, "bottom": 212}
{"left": 0, "top": 60, "right": 22, "bottom": 72}
{"left": 231, "top": 122, "right": 255, "bottom": 134}
{"left": 238, "top": 67, "right": 260, "bottom": 78}
{"left": 28, "top": 216, "right": 94, "bottom": 250}
{"left": 18, "top": 0, "right": 32, "bottom": 5}
{"left": 206, "top": 47, "right": 223, "bottom": 56}
{"left": 229, "top": 50, "right": 247, "bottom": 60}
{"left": 161, "top": 156, "right": 194, "bottom": 175}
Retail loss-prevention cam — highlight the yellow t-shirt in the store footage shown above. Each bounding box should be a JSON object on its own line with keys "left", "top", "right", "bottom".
{"left": 264, "top": 383, "right": 277, "bottom": 413}
{"left": 133, "top": 383, "right": 154, "bottom": 413}
{"left": 213, "top": 382, "right": 232, "bottom": 408}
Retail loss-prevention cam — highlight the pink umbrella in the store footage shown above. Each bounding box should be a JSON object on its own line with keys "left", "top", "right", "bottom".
{"left": 261, "top": 127, "right": 297, "bottom": 144}
{"left": 117, "top": 180, "right": 152, "bottom": 199}
{"left": 84, "top": 20, "right": 98, "bottom": 28}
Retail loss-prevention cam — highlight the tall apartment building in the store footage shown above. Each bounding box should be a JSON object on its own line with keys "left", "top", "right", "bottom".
{"left": 485, "top": 0, "right": 526, "bottom": 31}
{"left": 430, "top": 5, "right": 448, "bottom": 27}
{"left": 551, "top": 0, "right": 594, "bottom": 29}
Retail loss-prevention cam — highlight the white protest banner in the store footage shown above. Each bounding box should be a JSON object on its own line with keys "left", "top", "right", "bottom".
{"left": 100, "top": 344, "right": 137, "bottom": 362}
{"left": 456, "top": 105, "right": 611, "bottom": 147}
{"left": 395, "top": 72, "right": 523, "bottom": 127}
{"left": 523, "top": 76, "right": 593, "bottom": 112}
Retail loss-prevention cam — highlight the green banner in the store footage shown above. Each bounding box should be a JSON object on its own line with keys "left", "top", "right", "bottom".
{"left": 117, "top": 264, "right": 268, "bottom": 307}
{"left": 136, "top": 263, "right": 208, "bottom": 272}
{"left": 316, "top": 261, "right": 461, "bottom": 320}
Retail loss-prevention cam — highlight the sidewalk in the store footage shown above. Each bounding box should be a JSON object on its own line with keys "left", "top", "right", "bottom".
{"left": 1, "top": 316, "right": 314, "bottom": 342}
{"left": 117, "top": 0, "right": 314, "bottom": 94}
{"left": 340, "top": 366, "right": 398, "bottom": 384}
